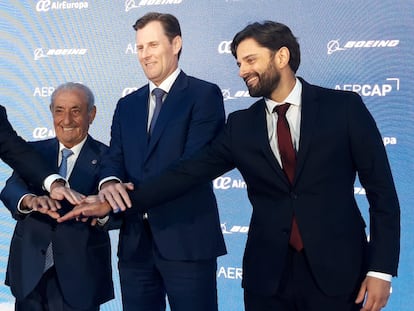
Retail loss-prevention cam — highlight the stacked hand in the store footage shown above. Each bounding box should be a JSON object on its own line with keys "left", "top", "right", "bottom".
{"left": 57, "top": 182, "right": 134, "bottom": 223}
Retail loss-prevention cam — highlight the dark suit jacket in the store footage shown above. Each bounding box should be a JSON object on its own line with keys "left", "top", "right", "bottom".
{"left": 0, "top": 105, "right": 54, "bottom": 185}
{"left": 101, "top": 71, "right": 226, "bottom": 261}
{"left": 132, "top": 78, "right": 400, "bottom": 297}
{"left": 0, "top": 136, "right": 114, "bottom": 309}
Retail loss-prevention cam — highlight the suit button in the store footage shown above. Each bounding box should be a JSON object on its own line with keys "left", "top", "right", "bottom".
{"left": 290, "top": 192, "right": 298, "bottom": 199}
{"left": 282, "top": 229, "right": 290, "bottom": 235}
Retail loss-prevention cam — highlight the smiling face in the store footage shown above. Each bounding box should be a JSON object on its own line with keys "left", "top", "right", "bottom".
{"left": 51, "top": 88, "right": 96, "bottom": 148}
{"left": 236, "top": 38, "right": 282, "bottom": 98}
{"left": 136, "top": 20, "right": 182, "bottom": 86}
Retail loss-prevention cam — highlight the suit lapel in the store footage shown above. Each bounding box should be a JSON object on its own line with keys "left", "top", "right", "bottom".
{"left": 295, "top": 78, "right": 320, "bottom": 182}
{"left": 146, "top": 71, "right": 188, "bottom": 159}
{"left": 68, "top": 136, "right": 99, "bottom": 194}
{"left": 251, "top": 100, "right": 288, "bottom": 184}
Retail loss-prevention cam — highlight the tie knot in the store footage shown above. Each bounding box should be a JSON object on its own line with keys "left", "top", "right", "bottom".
{"left": 152, "top": 88, "right": 165, "bottom": 100}
{"left": 274, "top": 103, "right": 290, "bottom": 116}
{"left": 61, "top": 148, "right": 73, "bottom": 160}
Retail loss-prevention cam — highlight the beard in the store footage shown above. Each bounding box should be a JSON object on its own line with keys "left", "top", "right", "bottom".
{"left": 245, "top": 61, "right": 280, "bottom": 98}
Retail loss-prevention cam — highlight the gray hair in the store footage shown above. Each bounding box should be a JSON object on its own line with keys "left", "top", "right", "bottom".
{"left": 50, "top": 82, "right": 95, "bottom": 112}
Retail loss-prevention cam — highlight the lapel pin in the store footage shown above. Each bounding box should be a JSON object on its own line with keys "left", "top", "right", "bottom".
{"left": 92, "top": 159, "right": 97, "bottom": 165}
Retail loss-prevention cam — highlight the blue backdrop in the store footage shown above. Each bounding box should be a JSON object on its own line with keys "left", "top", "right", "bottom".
{"left": 1, "top": 1, "right": 413, "bottom": 310}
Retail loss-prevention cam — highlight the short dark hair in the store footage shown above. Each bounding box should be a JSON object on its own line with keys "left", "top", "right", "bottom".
{"left": 231, "top": 21, "right": 300, "bottom": 73}
{"left": 133, "top": 12, "right": 182, "bottom": 59}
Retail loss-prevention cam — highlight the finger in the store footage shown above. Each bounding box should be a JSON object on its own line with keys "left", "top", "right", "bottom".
{"left": 57, "top": 208, "right": 84, "bottom": 223}
{"left": 362, "top": 294, "right": 374, "bottom": 311}
{"left": 62, "top": 189, "right": 85, "bottom": 205}
{"left": 46, "top": 210, "right": 61, "bottom": 219}
{"left": 125, "top": 182, "right": 134, "bottom": 190}
{"left": 356, "top": 282, "right": 367, "bottom": 304}
{"left": 113, "top": 184, "right": 131, "bottom": 209}
{"left": 102, "top": 191, "right": 124, "bottom": 212}
{"left": 90, "top": 218, "right": 97, "bottom": 226}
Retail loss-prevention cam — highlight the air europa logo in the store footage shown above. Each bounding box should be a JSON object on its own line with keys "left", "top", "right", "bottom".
{"left": 125, "top": 0, "right": 183, "bottom": 12}
{"left": 218, "top": 41, "right": 232, "bottom": 54}
{"left": 36, "top": 0, "right": 88, "bottom": 12}
{"left": 33, "top": 127, "right": 56, "bottom": 139}
{"left": 327, "top": 39, "right": 399, "bottom": 55}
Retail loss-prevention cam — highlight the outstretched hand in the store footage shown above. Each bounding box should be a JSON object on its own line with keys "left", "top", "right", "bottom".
{"left": 21, "top": 195, "right": 61, "bottom": 219}
{"left": 57, "top": 195, "right": 112, "bottom": 223}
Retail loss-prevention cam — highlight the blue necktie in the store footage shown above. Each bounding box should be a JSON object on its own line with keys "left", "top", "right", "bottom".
{"left": 149, "top": 88, "right": 166, "bottom": 134}
{"left": 44, "top": 148, "right": 73, "bottom": 271}
{"left": 58, "top": 148, "right": 74, "bottom": 178}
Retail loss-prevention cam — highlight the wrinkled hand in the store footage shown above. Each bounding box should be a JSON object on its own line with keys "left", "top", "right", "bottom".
{"left": 21, "top": 195, "right": 61, "bottom": 219}
{"left": 57, "top": 195, "right": 112, "bottom": 223}
{"left": 99, "top": 181, "right": 134, "bottom": 212}
{"left": 50, "top": 180, "right": 85, "bottom": 205}
{"left": 355, "top": 276, "right": 391, "bottom": 311}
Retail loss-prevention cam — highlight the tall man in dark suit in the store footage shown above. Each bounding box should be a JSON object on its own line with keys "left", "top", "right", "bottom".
{"left": 0, "top": 104, "right": 82, "bottom": 204}
{"left": 63, "top": 21, "right": 400, "bottom": 311}
{"left": 95, "top": 12, "right": 225, "bottom": 311}
{"left": 1, "top": 82, "right": 113, "bottom": 310}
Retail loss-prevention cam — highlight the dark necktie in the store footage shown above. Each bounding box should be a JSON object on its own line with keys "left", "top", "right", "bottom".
{"left": 274, "top": 104, "right": 304, "bottom": 251}
{"left": 149, "top": 88, "right": 166, "bottom": 134}
{"left": 44, "top": 148, "right": 73, "bottom": 271}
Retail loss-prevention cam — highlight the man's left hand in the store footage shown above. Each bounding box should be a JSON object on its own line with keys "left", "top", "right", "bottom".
{"left": 355, "top": 276, "right": 391, "bottom": 311}
{"left": 50, "top": 180, "right": 85, "bottom": 204}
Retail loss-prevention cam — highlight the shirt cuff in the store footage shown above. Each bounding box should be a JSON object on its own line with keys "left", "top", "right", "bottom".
{"left": 17, "top": 194, "right": 36, "bottom": 214}
{"left": 96, "top": 215, "right": 110, "bottom": 226}
{"left": 98, "top": 177, "right": 121, "bottom": 190}
{"left": 367, "top": 271, "right": 392, "bottom": 282}
{"left": 43, "top": 174, "right": 67, "bottom": 192}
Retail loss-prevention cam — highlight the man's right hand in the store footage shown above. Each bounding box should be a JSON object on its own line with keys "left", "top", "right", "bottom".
{"left": 99, "top": 181, "right": 134, "bottom": 212}
{"left": 21, "top": 195, "right": 61, "bottom": 219}
{"left": 57, "top": 195, "right": 112, "bottom": 223}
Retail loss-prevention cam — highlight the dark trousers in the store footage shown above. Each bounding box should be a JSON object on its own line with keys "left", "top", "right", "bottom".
{"left": 119, "top": 220, "right": 218, "bottom": 311}
{"left": 15, "top": 266, "right": 99, "bottom": 311}
{"left": 244, "top": 247, "right": 363, "bottom": 311}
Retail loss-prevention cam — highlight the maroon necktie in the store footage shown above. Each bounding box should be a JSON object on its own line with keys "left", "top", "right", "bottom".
{"left": 274, "top": 104, "right": 304, "bottom": 251}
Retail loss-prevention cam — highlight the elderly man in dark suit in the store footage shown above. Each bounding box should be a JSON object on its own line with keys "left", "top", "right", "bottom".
{"left": 0, "top": 105, "right": 81, "bottom": 204}
{"left": 1, "top": 83, "right": 113, "bottom": 310}
{"left": 63, "top": 21, "right": 400, "bottom": 311}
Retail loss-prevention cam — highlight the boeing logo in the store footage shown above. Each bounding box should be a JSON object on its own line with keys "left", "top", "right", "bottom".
{"left": 327, "top": 39, "right": 399, "bottom": 55}
{"left": 125, "top": 0, "right": 183, "bottom": 12}
{"left": 221, "top": 223, "right": 249, "bottom": 234}
{"left": 221, "top": 89, "right": 250, "bottom": 101}
{"left": 122, "top": 87, "right": 139, "bottom": 97}
{"left": 34, "top": 48, "right": 87, "bottom": 60}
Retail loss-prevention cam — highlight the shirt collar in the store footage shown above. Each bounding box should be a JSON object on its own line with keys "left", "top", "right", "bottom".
{"left": 59, "top": 135, "right": 88, "bottom": 158}
{"left": 265, "top": 77, "right": 302, "bottom": 113}
{"left": 149, "top": 68, "right": 181, "bottom": 95}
